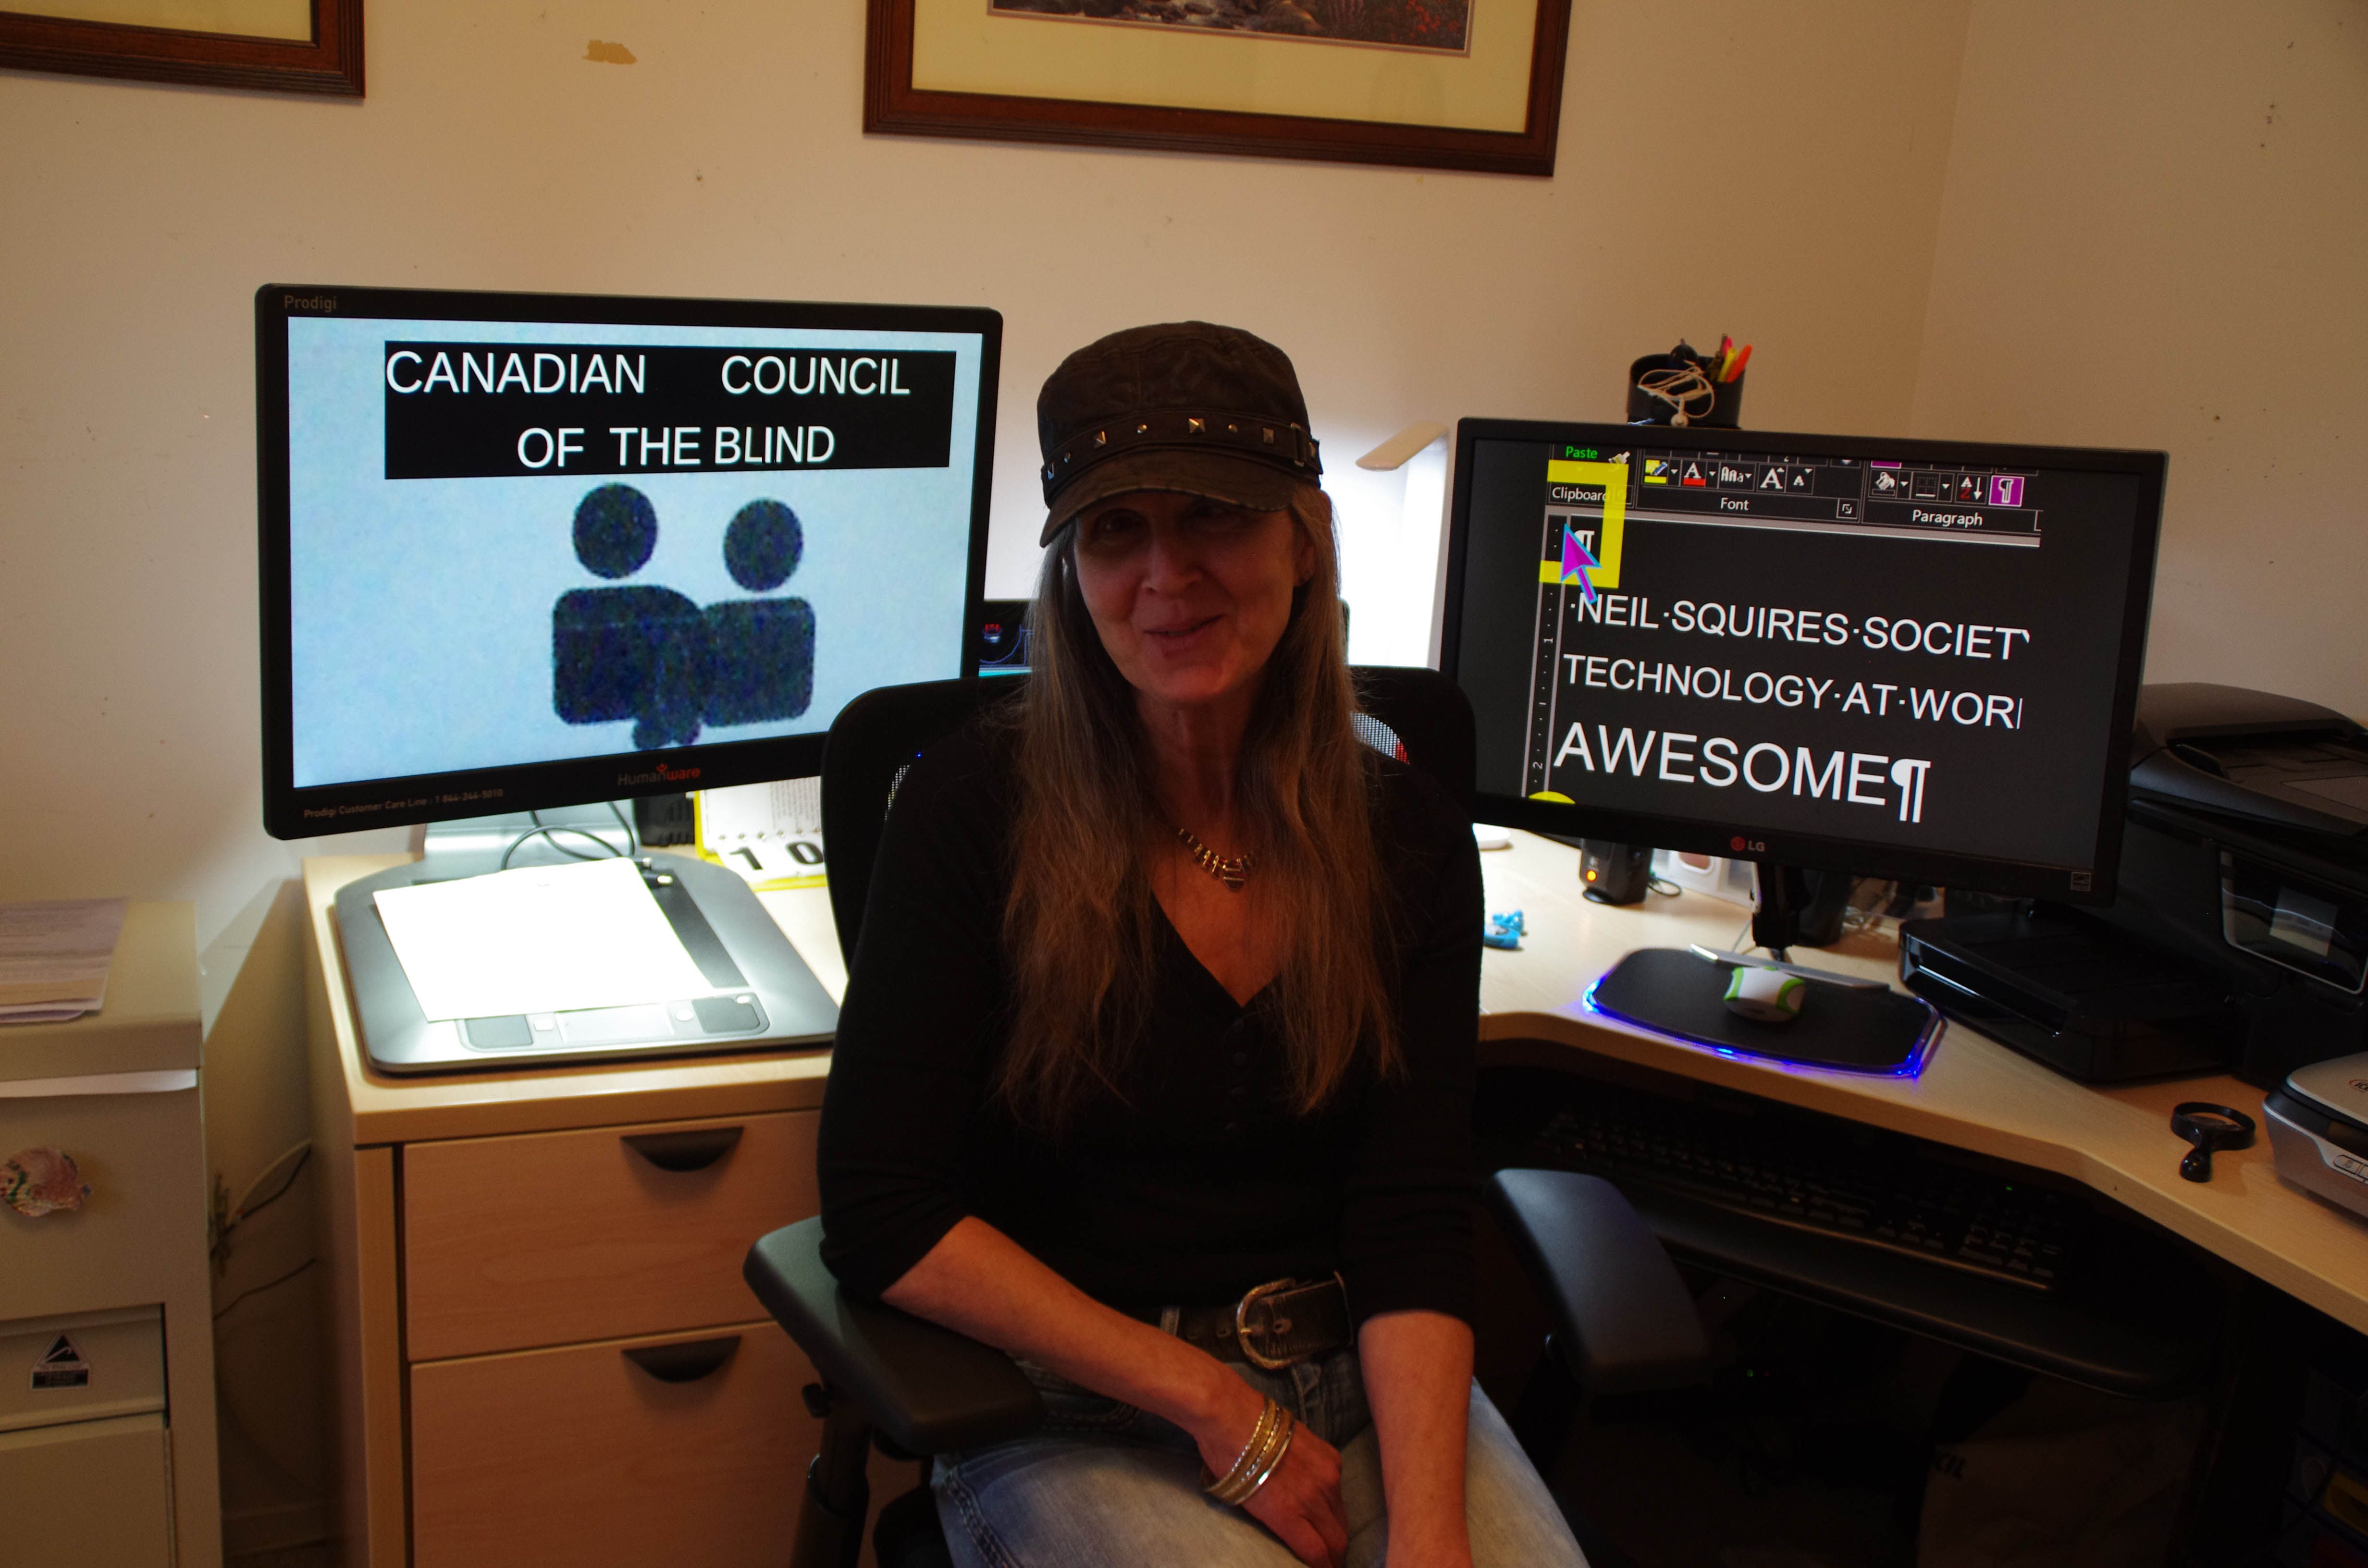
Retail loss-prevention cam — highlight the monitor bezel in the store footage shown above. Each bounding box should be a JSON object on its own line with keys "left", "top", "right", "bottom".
{"left": 255, "top": 283, "right": 1002, "bottom": 841}
{"left": 1438, "top": 417, "right": 2167, "bottom": 903}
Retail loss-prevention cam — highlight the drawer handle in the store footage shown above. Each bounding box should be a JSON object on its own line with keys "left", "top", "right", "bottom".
{"left": 623, "top": 1335, "right": 741, "bottom": 1384}
{"left": 621, "top": 1126, "right": 744, "bottom": 1173}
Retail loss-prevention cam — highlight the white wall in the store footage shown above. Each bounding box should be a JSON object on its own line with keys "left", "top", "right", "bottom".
{"left": 1910, "top": 0, "right": 2368, "bottom": 717}
{"left": 0, "top": 0, "right": 1975, "bottom": 946}
{"left": 12, "top": 0, "right": 2366, "bottom": 952}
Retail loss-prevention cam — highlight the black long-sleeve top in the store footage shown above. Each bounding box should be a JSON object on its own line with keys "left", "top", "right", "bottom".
{"left": 815, "top": 723, "right": 1483, "bottom": 1327}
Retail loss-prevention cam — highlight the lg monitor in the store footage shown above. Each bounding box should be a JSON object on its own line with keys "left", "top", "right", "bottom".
{"left": 254, "top": 284, "right": 1000, "bottom": 1072}
{"left": 1440, "top": 419, "right": 2166, "bottom": 1067}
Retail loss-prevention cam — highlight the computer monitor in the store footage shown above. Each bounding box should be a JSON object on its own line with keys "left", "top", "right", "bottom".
{"left": 1443, "top": 420, "right": 2165, "bottom": 902}
{"left": 254, "top": 284, "right": 999, "bottom": 1074}
{"left": 1440, "top": 420, "right": 2166, "bottom": 1068}
{"left": 255, "top": 284, "right": 999, "bottom": 839}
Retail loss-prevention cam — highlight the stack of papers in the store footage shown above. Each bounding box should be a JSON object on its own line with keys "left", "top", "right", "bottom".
{"left": 0, "top": 899, "right": 129, "bottom": 1024}
{"left": 371, "top": 858, "right": 713, "bottom": 1022}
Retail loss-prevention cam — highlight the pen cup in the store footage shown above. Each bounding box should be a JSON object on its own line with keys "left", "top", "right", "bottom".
{"left": 1627, "top": 352, "right": 1743, "bottom": 428}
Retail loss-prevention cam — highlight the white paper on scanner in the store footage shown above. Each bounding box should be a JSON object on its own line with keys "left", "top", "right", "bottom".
{"left": 372, "top": 858, "right": 714, "bottom": 1022}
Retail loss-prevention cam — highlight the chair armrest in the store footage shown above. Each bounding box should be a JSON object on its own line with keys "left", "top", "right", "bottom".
{"left": 1486, "top": 1169, "right": 1712, "bottom": 1397}
{"left": 744, "top": 1217, "right": 1044, "bottom": 1454}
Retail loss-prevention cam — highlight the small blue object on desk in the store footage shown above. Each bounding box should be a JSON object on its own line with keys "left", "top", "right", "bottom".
{"left": 1484, "top": 911, "right": 1526, "bottom": 951}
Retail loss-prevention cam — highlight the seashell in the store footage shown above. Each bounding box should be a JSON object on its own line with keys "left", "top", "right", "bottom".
{"left": 2, "top": 1147, "right": 89, "bottom": 1218}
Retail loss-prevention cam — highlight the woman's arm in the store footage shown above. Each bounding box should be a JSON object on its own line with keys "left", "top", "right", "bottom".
{"left": 887, "top": 1216, "right": 1352, "bottom": 1568}
{"left": 816, "top": 739, "right": 1012, "bottom": 1300}
{"left": 1340, "top": 776, "right": 1487, "bottom": 1564}
{"left": 1358, "top": 1310, "right": 1476, "bottom": 1568}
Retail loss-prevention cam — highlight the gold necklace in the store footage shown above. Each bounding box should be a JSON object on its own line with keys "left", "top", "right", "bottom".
{"left": 1174, "top": 826, "right": 1254, "bottom": 892}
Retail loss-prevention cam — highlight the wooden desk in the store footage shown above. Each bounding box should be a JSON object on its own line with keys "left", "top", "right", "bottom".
{"left": 308, "top": 832, "right": 2368, "bottom": 1562}
{"left": 1472, "top": 831, "right": 2368, "bottom": 1339}
{"left": 302, "top": 854, "right": 855, "bottom": 1568}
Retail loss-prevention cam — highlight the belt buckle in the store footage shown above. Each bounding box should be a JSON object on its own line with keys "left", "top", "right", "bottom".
{"left": 1233, "top": 1277, "right": 1300, "bottom": 1371}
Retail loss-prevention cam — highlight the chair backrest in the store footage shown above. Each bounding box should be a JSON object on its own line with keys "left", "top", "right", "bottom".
{"left": 818, "top": 665, "right": 1476, "bottom": 966}
{"left": 1350, "top": 664, "right": 1475, "bottom": 819}
{"left": 819, "top": 676, "right": 1019, "bottom": 967}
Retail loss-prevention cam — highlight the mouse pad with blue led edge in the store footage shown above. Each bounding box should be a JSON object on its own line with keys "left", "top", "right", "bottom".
{"left": 1590, "top": 948, "right": 1942, "bottom": 1072}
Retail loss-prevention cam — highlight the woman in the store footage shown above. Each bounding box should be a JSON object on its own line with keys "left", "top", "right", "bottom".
{"left": 818, "top": 322, "right": 1585, "bottom": 1568}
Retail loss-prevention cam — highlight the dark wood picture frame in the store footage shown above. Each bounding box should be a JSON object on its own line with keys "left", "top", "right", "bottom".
{"left": 865, "top": 0, "right": 1570, "bottom": 177}
{"left": 0, "top": 0, "right": 362, "bottom": 96}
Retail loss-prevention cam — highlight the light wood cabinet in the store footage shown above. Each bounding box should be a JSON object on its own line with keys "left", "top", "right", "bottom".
{"left": 303, "top": 855, "right": 860, "bottom": 1567}
{"left": 408, "top": 1321, "right": 818, "bottom": 1568}
{"left": 404, "top": 1110, "right": 821, "bottom": 1360}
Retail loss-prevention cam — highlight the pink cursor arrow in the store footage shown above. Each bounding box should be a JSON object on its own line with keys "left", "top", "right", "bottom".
{"left": 1560, "top": 524, "right": 1600, "bottom": 603}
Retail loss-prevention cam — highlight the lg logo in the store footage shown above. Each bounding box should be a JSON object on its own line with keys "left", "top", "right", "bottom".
{"left": 1730, "top": 836, "right": 1767, "bottom": 854}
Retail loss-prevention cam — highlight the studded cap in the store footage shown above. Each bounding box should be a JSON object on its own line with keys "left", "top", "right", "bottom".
{"left": 1036, "top": 321, "right": 1322, "bottom": 545}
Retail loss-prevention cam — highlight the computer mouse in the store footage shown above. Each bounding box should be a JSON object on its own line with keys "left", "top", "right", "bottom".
{"left": 1724, "top": 964, "right": 1805, "bottom": 1024}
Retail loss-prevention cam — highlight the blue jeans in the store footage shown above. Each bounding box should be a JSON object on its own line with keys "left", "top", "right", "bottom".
{"left": 933, "top": 1332, "right": 1587, "bottom": 1568}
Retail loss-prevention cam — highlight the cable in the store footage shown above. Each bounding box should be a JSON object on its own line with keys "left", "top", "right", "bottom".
{"left": 211, "top": 1141, "right": 315, "bottom": 1273}
{"left": 226, "top": 1143, "right": 311, "bottom": 1229}
{"left": 499, "top": 802, "right": 639, "bottom": 870}
{"left": 1636, "top": 364, "right": 1716, "bottom": 425}
{"left": 501, "top": 820, "right": 609, "bottom": 868}
{"left": 213, "top": 1256, "right": 318, "bottom": 1321}
{"left": 1647, "top": 874, "right": 1682, "bottom": 897}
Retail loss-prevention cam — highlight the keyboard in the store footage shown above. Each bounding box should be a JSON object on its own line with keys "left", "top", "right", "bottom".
{"left": 1535, "top": 1082, "right": 2082, "bottom": 1292}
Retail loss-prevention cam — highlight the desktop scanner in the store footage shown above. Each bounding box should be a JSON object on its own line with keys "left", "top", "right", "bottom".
{"left": 333, "top": 814, "right": 839, "bottom": 1074}
{"left": 2268, "top": 1052, "right": 2368, "bottom": 1221}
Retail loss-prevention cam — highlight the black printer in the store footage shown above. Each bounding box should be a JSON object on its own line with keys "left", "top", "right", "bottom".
{"left": 1904, "top": 684, "right": 2368, "bottom": 1085}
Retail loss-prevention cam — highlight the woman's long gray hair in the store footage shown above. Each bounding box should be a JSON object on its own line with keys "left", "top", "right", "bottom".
{"left": 997, "top": 488, "right": 1397, "bottom": 1130}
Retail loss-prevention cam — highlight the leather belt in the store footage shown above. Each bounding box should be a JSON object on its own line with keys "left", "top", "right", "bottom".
{"left": 1147, "top": 1275, "right": 1352, "bottom": 1370}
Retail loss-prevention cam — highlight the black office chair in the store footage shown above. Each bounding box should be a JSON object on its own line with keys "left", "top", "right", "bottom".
{"left": 744, "top": 668, "right": 1712, "bottom": 1568}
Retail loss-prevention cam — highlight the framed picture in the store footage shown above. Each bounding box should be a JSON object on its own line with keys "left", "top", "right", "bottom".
{"left": 0, "top": 0, "right": 363, "bottom": 96}
{"left": 865, "top": 0, "right": 1570, "bottom": 176}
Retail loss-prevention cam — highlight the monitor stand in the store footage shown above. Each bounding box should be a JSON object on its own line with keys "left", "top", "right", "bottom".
{"left": 332, "top": 805, "right": 841, "bottom": 1075}
{"left": 413, "top": 803, "right": 638, "bottom": 879}
{"left": 1586, "top": 862, "right": 1941, "bottom": 1075}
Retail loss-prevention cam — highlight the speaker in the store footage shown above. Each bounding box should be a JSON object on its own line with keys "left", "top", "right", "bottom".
{"left": 1580, "top": 841, "right": 1652, "bottom": 905}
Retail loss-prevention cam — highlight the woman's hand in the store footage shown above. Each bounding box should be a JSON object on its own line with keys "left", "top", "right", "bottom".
{"left": 1187, "top": 1378, "right": 1349, "bottom": 1568}
{"left": 1244, "top": 1424, "right": 1349, "bottom": 1568}
{"left": 884, "top": 1222, "right": 1351, "bottom": 1561}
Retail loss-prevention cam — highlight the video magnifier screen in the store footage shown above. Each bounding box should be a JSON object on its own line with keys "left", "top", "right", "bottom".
{"left": 282, "top": 317, "right": 988, "bottom": 792}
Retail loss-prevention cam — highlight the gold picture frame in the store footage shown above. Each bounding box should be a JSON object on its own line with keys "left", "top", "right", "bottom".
{"left": 866, "top": 0, "right": 1570, "bottom": 176}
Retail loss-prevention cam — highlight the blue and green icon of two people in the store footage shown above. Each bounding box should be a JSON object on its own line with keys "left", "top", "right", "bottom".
{"left": 553, "top": 483, "right": 815, "bottom": 750}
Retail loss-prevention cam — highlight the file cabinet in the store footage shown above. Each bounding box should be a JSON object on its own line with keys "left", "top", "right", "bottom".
{"left": 0, "top": 905, "right": 219, "bottom": 1568}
